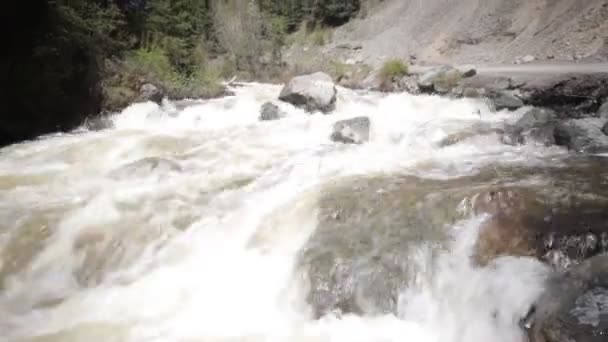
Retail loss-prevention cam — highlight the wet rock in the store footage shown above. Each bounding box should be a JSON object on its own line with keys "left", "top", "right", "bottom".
{"left": 489, "top": 91, "right": 525, "bottom": 111}
{"left": 502, "top": 108, "right": 557, "bottom": 146}
{"left": 528, "top": 255, "right": 608, "bottom": 342}
{"left": 108, "top": 157, "right": 182, "bottom": 180}
{"left": 138, "top": 83, "right": 165, "bottom": 104}
{"left": 279, "top": 72, "right": 337, "bottom": 113}
{"left": 259, "top": 102, "right": 284, "bottom": 121}
{"left": 438, "top": 123, "right": 503, "bottom": 147}
{"left": 298, "top": 176, "right": 456, "bottom": 318}
{"left": 330, "top": 117, "right": 371, "bottom": 144}
{"left": 472, "top": 185, "right": 608, "bottom": 268}
{"left": 554, "top": 118, "right": 608, "bottom": 153}
{"left": 599, "top": 100, "right": 608, "bottom": 119}
{"left": 417, "top": 65, "right": 463, "bottom": 94}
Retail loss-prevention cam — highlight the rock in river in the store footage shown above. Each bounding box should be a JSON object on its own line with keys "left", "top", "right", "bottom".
{"left": 297, "top": 176, "right": 470, "bottom": 318}
{"left": 502, "top": 107, "right": 557, "bottom": 146}
{"left": 527, "top": 254, "right": 608, "bottom": 342}
{"left": 259, "top": 102, "right": 284, "bottom": 121}
{"left": 472, "top": 158, "right": 608, "bottom": 268}
{"left": 330, "top": 116, "right": 371, "bottom": 144}
{"left": 554, "top": 118, "right": 608, "bottom": 153}
{"left": 279, "top": 72, "right": 337, "bottom": 114}
{"left": 108, "top": 157, "right": 183, "bottom": 180}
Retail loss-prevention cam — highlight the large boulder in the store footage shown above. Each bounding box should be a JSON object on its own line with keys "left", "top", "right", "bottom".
{"left": 502, "top": 108, "right": 557, "bottom": 146}
{"left": 471, "top": 160, "right": 608, "bottom": 269}
{"left": 527, "top": 255, "right": 608, "bottom": 342}
{"left": 554, "top": 118, "right": 608, "bottom": 153}
{"left": 417, "top": 65, "right": 463, "bottom": 94}
{"left": 330, "top": 116, "right": 371, "bottom": 144}
{"left": 279, "top": 72, "right": 337, "bottom": 113}
{"left": 259, "top": 102, "right": 284, "bottom": 121}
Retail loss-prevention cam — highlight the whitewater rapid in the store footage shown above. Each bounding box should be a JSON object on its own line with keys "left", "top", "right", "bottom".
{"left": 0, "top": 83, "right": 564, "bottom": 342}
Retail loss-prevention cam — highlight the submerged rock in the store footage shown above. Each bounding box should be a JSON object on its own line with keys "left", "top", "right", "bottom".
{"left": 259, "top": 102, "right": 284, "bottom": 121}
{"left": 554, "top": 118, "right": 608, "bottom": 153}
{"left": 298, "top": 176, "right": 461, "bottom": 318}
{"left": 279, "top": 72, "right": 337, "bottom": 113}
{"left": 438, "top": 122, "right": 503, "bottom": 147}
{"left": 528, "top": 255, "right": 608, "bottom": 342}
{"left": 330, "top": 116, "right": 371, "bottom": 144}
{"left": 108, "top": 157, "right": 182, "bottom": 180}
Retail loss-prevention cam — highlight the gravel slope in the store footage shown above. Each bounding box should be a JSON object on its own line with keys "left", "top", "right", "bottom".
{"left": 328, "top": 0, "right": 608, "bottom": 66}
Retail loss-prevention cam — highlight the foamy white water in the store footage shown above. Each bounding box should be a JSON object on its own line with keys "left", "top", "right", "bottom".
{"left": 0, "top": 83, "right": 560, "bottom": 342}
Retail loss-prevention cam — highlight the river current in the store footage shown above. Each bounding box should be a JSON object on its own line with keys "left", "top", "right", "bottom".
{"left": 0, "top": 83, "right": 567, "bottom": 341}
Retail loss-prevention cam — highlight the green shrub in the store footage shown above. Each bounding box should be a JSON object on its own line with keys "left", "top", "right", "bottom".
{"left": 379, "top": 59, "right": 409, "bottom": 82}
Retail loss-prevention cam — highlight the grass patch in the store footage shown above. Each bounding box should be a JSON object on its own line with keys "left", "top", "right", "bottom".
{"left": 379, "top": 59, "right": 409, "bottom": 82}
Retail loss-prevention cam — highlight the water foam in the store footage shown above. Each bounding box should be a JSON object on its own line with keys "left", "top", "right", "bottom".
{"left": 0, "top": 83, "right": 558, "bottom": 342}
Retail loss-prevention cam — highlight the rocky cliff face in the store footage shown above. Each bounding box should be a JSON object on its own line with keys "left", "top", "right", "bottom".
{"left": 329, "top": 0, "right": 608, "bottom": 65}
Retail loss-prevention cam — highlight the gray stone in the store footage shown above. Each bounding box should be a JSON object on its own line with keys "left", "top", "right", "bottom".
{"left": 490, "top": 91, "right": 524, "bottom": 111}
{"left": 599, "top": 100, "right": 608, "bottom": 119}
{"left": 138, "top": 83, "right": 164, "bottom": 104}
{"left": 456, "top": 64, "right": 477, "bottom": 78}
{"left": 417, "top": 65, "right": 462, "bottom": 93}
{"left": 259, "top": 102, "right": 283, "bottom": 121}
{"left": 109, "top": 157, "right": 182, "bottom": 180}
{"left": 528, "top": 255, "right": 608, "bottom": 342}
{"left": 554, "top": 118, "right": 608, "bottom": 153}
{"left": 521, "top": 55, "right": 536, "bottom": 63}
{"left": 330, "top": 117, "right": 371, "bottom": 144}
{"left": 516, "top": 107, "right": 556, "bottom": 130}
{"left": 603, "top": 121, "right": 608, "bottom": 136}
{"left": 279, "top": 72, "right": 337, "bottom": 113}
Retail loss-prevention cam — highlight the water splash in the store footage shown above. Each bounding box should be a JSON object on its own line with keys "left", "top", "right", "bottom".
{"left": 0, "top": 83, "right": 558, "bottom": 341}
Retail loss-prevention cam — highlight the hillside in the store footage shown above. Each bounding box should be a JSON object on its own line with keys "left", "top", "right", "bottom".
{"left": 326, "top": 0, "right": 608, "bottom": 66}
